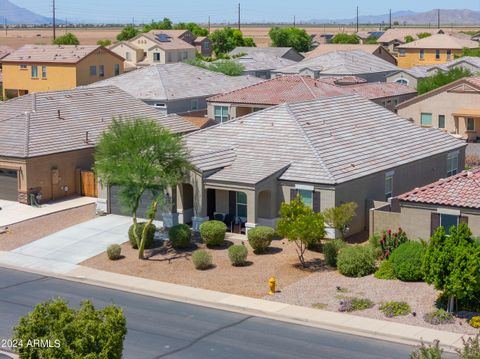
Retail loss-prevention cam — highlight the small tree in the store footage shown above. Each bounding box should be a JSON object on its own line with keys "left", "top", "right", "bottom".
{"left": 53, "top": 33, "right": 79, "bottom": 45}
{"left": 143, "top": 17, "right": 173, "bottom": 32}
{"left": 364, "top": 36, "right": 378, "bottom": 44}
{"left": 13, "top": 299, "right": 127, "bottom": 359}
{"left": 276, "top": 196, "right": 325, "bottom": 267}
{"left": 95, "top": 118, "right": 190, "bottom": 259}
{"left": 208, "top": 60, "right": 245, "bottom": 76}
{"left": 423, "top": 224, "right": 480, "bottom": 312}
{"left": 269, "top": 27, "right": 312, "bottom": 52}
{"left": 117, "top": 25, "right": 139, "bottom": 41}
{"left": 417, "top": 32, "right": 432, "bottom": 39}
{"left": 210, "top": 27, "right": 255, "bottom": 56}
{"left": 323, "top": 202, "right": 357, "bottom": 240}
{"left": 174, "top": 22, "right": 209, "bottom": 36}
{"left": 97, "top": 39, "right": 112, "bottom": 46}
{"left": 404, "top": 35, "right": 414, "bottom": 43}
{"left": 331, "top": 33, "right": 360, "bottom": 44}
{"left": 417, "top": 68, "right": 472, "bottom": 95}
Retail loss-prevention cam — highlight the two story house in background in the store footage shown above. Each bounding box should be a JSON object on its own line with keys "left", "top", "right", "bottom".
{"left": 377, "top": 28, "right": 445, "bottom": 54}
{"left": 0, "top": 45, "right": 14, "bottom": 95}
{"left": 1, "top": 45, "right": 124, "bottom": 98}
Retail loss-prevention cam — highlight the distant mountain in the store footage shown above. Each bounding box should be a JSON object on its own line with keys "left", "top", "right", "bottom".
{"left": 0, "top": 0, "right": 60, "bottom": 25}
{"left": 307, "top": 9, "right": 480, "bottom": 25}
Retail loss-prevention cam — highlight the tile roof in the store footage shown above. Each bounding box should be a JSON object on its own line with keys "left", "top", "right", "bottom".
{"left": 0, "top": 86, "right": 197, "bottom": 159}
{"left": 305, "top": 44, "right": 382, "bottom": 59}
{"left": 186, "top": 95, "right": 464, "bottom": 185}
{"left": 272, "top": 50, "right": 398, "bottom": 76}
{"left": 86, "top": 62, "right": 263, "bottom": 101}
{"left": 230, "top": 47, "right": 298, "bottom": 58}
{"left": 378, "top": 28, "right": 444, "bottom": 44}
{"left": 228, "top": 47, "right": 303, "bottom": 72}
{"left": 398, "top": 168, "right": 480, "bottom": 209}
{"left": 1, "top": 45, "right": 122, "bottom": 64}
{"left": 207, "top": 75, "right": 415, "bottom": 106}
{"left": 0, "top": 45, "right": 14, "bottom": 59}
{"left": 139, "top": 33, "right": 195, "bottom": 50}
{"left": 397, "top": 34, "right": 479, "bottom": 50}
{"left": 149, "top": 29, "right": 190, "bottom": 38}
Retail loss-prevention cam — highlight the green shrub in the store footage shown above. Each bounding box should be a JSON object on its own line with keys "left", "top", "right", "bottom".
{"left": 389, "top": 241, "right": 425, "bottom": 281}
{"left": 368, "top": 234, "right": 383, "bottom": 259}
{"left": 374, "top": 260, "right": 396, "bottom": 280}
{"left": 228, "top": 244, "right": 248, "bottom": 266}
{"left": 107, "top": 244, "right": 122, "bottom": 260}
{"left": 324, "top": 239, "right": 347, "bottom": 267}
{"left": 247, "top": 226, "right": 274, "bottom": 253}
{"left": 470, "top": 316, "right": 480, "bottom": 328}
{"left": 192, "top": 249, "right": 213, "bottom": 270}
{"left": 457, "top": 334, "right": 480, "bottom": 359}
{"left": 338, "top": 297, "right": 374, "bottom": 312}
{"left": 128, "top": 222, "right": 156, "bottom": 249}
{"left": 169, "top": 224, "right": 192, "bottom": 249}
{"left": 410, "top": 340, "right": 444, "bottom": 359}
{"left": 200, "top": 220, "right": 226, "bottom": 246}
{"left": 379, "top": 301, "right": 411, "bottom": 317}
{"left": 337, "top": 245, "right": 376, "bottom": 277}
{"left": 423, "top": 309, "right": 454, "bottom": 325}
{"left": 379, "top": 228, "right": 408, "bottom": 259}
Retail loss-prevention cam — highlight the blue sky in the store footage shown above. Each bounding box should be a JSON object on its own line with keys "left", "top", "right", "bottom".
{"left": 9, "top": 0, "right": 480, "bottom": 23}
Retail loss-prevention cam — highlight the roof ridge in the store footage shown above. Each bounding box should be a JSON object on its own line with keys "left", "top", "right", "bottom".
{"left": 299, "top": 75, "right": 319, "bottom": 99}
{"left": 283, "top": 102, "right": 336, "bottom": 183}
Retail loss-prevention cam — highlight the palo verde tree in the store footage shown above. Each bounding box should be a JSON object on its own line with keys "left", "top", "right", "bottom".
{"left": 52, "top": 32, "right": 80, "bottom": 45}
{"left": 95, "top": 118, "right": 191, "bottom": 259}
{"left": 276, "top": 195, "right": 326, "bottom": 267}
{"left": 422, "top": 224, "right": 480, "bottom": 312}
{"left": 323, "top": 202, "right": 358, "bottom": 240}
{"left": 269, "top": 27, "right": 312, "bottom": 52}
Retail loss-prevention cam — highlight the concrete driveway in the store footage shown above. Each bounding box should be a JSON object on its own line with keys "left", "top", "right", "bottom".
{"left": 0, "top": 215, "right": 133, "bottom": 273}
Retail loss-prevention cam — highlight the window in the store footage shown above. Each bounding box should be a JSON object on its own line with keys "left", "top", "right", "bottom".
{"left": 99, "top": 65, "right": 105, "bottom": 77}
{"left": 420, "top": 113, "right": 432, "bottom": 126}
{"left": 114, "top": 64, "right": 120, "bottom": 76}
{"left": 19, "top": 64, "right": 27, "bottom": 70}
{"left": 41, "top": 65, "right": 47, "bottom": 78}
{"left": 395, "top": 78, "right": 409, "bottom": 85}
{"left": 298, "top": 189, "right": 313, "bottom": 209}
{"left": 447, "top": 152, "right": 459, "bottom": 177}
{"left": 153, "top": 103, "right": 167, "bottom": 109}
{"left": 393, "top": 99, "right": 398, "bottom": 106}
{"left": 440, "top": 214, "right": 458, "bottom": 235}
{"left": 153, "top": 52, "right": 161, "bottom": 62}
{"left": 236, "top": 192, "right": 247, "bottom": 218}
{"left": 447, "top": 49, "right": 452, "bottom": 60}
{"left": 125, "top": 52, "right": 131, "bottom": 61}
{"left": 420, "top": 49, "right": 425, "bottom": 60}
{"left": 191, "top": 99, "right": 198, "bottom": 111}
{"left": 385, "top": 171, "right": 394, "bottom": 200}
{"left": 438, "top": 115, "right": 445, "bottom": 129}
{"left": 214, "top": 106, "right": 229, "bottom": 122}
{"left": 467, "top": 117, "right": 475, "bottom": 132}
{"left": 399, "top": 49, "right": 406, "bottom": 57}
{"left": 435, "top": 49, "right": 440, "bottom": 60}
{"left": 90, "top": 65, "right": 97, "bottom": 76}
{"left": 31, "top": 65, "right": 38, "bottom": 78}
{"left": 203, "top": 42, "right": 210, "bottom": 50}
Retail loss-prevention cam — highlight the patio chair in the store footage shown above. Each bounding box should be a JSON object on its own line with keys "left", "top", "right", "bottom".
{"left": 214, "top": 213, "right": 224, "bottom": 221}
{"left": 223, "top": 214, "right": 234, "bottom": 232}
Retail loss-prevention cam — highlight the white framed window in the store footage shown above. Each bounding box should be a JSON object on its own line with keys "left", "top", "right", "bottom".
{"left": 214, "top": 106, "right": 229, "bottom": 122}
{"left": 41, "top": 65, "right": 47, "bottom": 78}
{"left": 90, "top": 65, "right": 97, "bottom": 76}
{"left": 467, "top": 117, "right": 475, "bottom": 132}
{"left": 440, "top": 214, "right": 459, "bottom": 235}
{"left": 19, "top": 64, "right": 27, "bottom": 69}
{"left": 438, "top": 115, "right": 445, "bottom": 129}
{"left": 153, "top": 103, "right": 167, "bottom": 109}
{"left": 298, "top": 189, "right": 313, "bottom": 209}
{"left": 435, "top": 49, "right": 440, "bottom": 60}
{"left": 447, "top": 49, "right": 452, "bottom": 60}
{"left": 420, "top": 49, "right": 425, "bottom": 60}
{"left": 385, "top": 171, "right": 394, "bottom": 200}
{"left": 447, "top": 152, "right": 459, "bottom": 177}
{"left": 420, "top": 113, "right": 432, "bottom": 126}
{"left": 114, "top": 64, "right": 120, "bottom": 76}
{"left": 395, "top": 78, "right": 409, "bottom": 85}
{"left": 153, "top": 52, "right": 161, "bottom": 62}
{"left": 99, "top": 65, "right": 105, "bottom": 77}
{"left": 236, "top": 192, "right": 247, "bottom": 218}
{"left": 399, "top": 49, "right": 406, "bottom": 57}
{"left": 31, "top": 65, "right": 38, "bottom": 78}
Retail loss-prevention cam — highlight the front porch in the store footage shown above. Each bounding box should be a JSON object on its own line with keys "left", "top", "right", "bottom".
{"left": 452, "top": 110, "right": 480, "bottom": 142}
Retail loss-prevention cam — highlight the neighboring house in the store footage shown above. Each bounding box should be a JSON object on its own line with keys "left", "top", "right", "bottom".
{"left": 396, "top": 76, "right": 480, "bottom": 142}
{"left": 396, "top": 34, "right": 479, "bottom": 69}
{"left": 1, "top": 45, "right": 124, "bottom": 99}
{"left": 109, "top": 32, "right": 196, "bottom": 68}
{"left": 472, "top": 32, "right": 480, "bottom": 42}
{"left": 305, "top": 44, "right": 397, "bottom": 65}
{"left": 177, "top": 94, "right": 464, "bottom": 237}
{"left": 149, "top": 30, "right": 213, "bottom": 57}
{"left": 387, "top": 56, "right": 480, "bottom": 88}
{"left": 310, "top": 34, "right": 335, "bottom": 48}
{"left": 228, "top": 47, "right": 304, "bottom": 79}
{"left": 370, "top": 168, "right": 480, "bottom": 239}
{"left": 0, "top": 86, "right": 197, "bottom": 205}
{"left": 271, "top": 50, "right": 399, "bottom": 82}
{"left": 206, "top": 75, "right": 416, "bottom": 120}
{"left": 377, "top": 28, "right": 445, "bottom": 54}
{"left": 0, "top": 45, "right": 14, "bottom": 65}
{"left": 86, "top": 62, "right": 263, "bottom": 114}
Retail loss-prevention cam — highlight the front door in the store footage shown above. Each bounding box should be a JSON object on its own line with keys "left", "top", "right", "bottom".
{"left": 207, "top": 189, "right": 216, "bottom": 219}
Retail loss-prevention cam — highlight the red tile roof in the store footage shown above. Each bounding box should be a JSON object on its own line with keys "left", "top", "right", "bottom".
{"left": 398, "top": 168, "right": 480, "bottom": 209}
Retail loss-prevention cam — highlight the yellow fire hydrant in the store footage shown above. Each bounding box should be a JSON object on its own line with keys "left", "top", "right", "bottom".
{"left": 268, "top": 276, "right": 276, "bottom": 295}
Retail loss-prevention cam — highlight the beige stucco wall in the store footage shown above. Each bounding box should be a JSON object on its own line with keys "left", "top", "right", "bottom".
{"left": 386, "top": 72, "right": 421, "bottom": 89}
{"left": 110, "top": 43, "right": 144, "bottom": 64}
{"left": 76, "top": 49, "right": 124, "bottom": 86}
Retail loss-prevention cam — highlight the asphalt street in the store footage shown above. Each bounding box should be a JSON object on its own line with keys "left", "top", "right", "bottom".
{"left": 0, "top": 266, "right": 434, "bottom": 359}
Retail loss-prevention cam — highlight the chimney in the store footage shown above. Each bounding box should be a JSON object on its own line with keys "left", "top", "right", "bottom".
{"left": 32, "top": 93, "right": 37, "bottom": 112}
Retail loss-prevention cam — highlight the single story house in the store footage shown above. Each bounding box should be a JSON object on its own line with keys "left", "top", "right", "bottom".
{"left": 397, "top": 76, "right": 480, "bottom": 142}
{"left": 370, "top": 168, "right": 480, "bottom": 239}
{"left": 305, "top": 44, "right": 397, "bottom": 65}
{"left": 0, "top": 86, "right": 197, "bottom": 206}
{"left": 177, "top": 94, "right": 465, "bottom": 238}
{"left": 86, "top": 62, "right": 263, "bottom": 114}
{"left": 206, "top": 75, "right": 416, "bottom": 121}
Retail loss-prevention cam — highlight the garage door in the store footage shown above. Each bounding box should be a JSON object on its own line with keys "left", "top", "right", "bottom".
{"left": 109, "top": 186, "right": 163, "bottom": 220}
{"left": 0, "top": 169, "right": 18, "bottom": 201}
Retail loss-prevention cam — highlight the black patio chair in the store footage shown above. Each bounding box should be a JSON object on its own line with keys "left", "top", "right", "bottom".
{"left": 223, "top": 213, "right": 234, "bottom": 232}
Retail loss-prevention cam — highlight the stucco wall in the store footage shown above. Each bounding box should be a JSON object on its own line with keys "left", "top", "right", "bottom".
{"left": 76, "top": 48, "right": 124, "bottom": 86}
{"left": 110, "top": 44, "right": 144, "bottom": 64}
{"left": 0, "top": 157, "right": 27, "bottom": 201}
{"left": 397, "top": 49, "right": 463, "bottom": 69}
{"left": 386, "top": 72, "right": 421, "bottom": 89}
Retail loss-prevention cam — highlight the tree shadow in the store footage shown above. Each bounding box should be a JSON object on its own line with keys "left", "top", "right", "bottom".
{"left": 206, "top": 240, "right": 234, "bottom": 250}
{"left": 293, "top": 258, "right": 334, "bottom": 273}
{"left": 253, "top": 247, "right": 283, "bottom": 255}
{"left": 232, "top": 260, "right": 254, "bottom": 267}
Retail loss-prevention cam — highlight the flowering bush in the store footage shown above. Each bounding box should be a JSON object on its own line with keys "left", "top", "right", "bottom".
{"left": 379, "top": 228, "right": 408, "bottom": 259}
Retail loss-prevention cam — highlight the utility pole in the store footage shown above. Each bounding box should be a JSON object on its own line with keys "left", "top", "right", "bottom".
{"left": 389, "top": 9, "right": 392, "bottom": 29}
{"left": 65, "top": 18, "right": 67, "bottom": 33}
{"left": 4, "top": 17, "right": 7, "bottom": 37}
{"left": 237, "top": 3, "right": 241, "bottom": 30}
{"left": 437, "top": 9, "right": 440, "bottom": 29}
{"left": 293, "top": 15, "right": 296, "bottom": 27}
{"left": 356, "top": 6, "right": 359, "bottom": 32}
{"left": 208, "top": 16, "right": 211, "bottom": 33}
{"left": 52, "top": 0, "right": 56, "bottom": 40}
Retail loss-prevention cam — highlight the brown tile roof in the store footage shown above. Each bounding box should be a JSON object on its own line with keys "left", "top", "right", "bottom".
{"left": 1, "top": 44, "right": 123, "bottom": 64}
{"left": 397, "top": 34, "right": 479, "bottom": 50}
{"left": 398, "top": 168, "right": 480, "bottom": 209}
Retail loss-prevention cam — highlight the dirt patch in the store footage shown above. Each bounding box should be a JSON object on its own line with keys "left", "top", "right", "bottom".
{"left": 0, "top": 204, "right": 96, "bottom": 251}
{"left": 82, "top": 236, "right": 329, "bottom": 298}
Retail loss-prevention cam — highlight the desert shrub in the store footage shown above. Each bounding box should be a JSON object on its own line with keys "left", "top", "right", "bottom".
{"left": 200, "top": 220, "right": 226, "bottom": 246}
{"left": 228, "top": 245, "right": 248, "bottom": 266}
{"left": 374, "top": 259, "right": 396, "bottom": 280}
{"left": 128, "top": 222, "right": 155, "bottom": 249}
{"left": 368, "top": 234, "right": 383, "bottom": 259}
{"left": 338, "top": 297, "right": 374, "bottom": 312}
{"left": 247, "top": 226, "right": 274, "bottom": 253}
{"left": 380, "top": 301, "right": 411, "bottom": 317}
{"left": 389, "top": 241, "right": 425, "bottom": 281}
{"left": 470, "top": 316, "right": 480, "bottom": 328}
{"left": 410, "top": 340, "right": 444, "bottom": 359}
{"left": 457, "top": 334, "right": 480, "bottom": 359}
{"left": 379, "top": 228, "right": 408, "bottom": 259}
{"left": 423, "top": 309, "right": 454, "bottom": 325}
{"left": 192, "top": 249, "right": 213, "bottom": 270}
{"left": 107, "top": 244, "right": 122, "bottom": 260}
{"left": 337, "top": 245, "right": 376, "bottom": 277}
{"left": 324, "top": 239, "right": 347, "bottom": 267}
{"left": 169, "top": 224, "right": 192, "bottom": 249}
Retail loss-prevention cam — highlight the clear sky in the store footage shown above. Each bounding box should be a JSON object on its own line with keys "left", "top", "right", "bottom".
{"left": 9, "top": 0, "right": 480, "bottom": 24}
